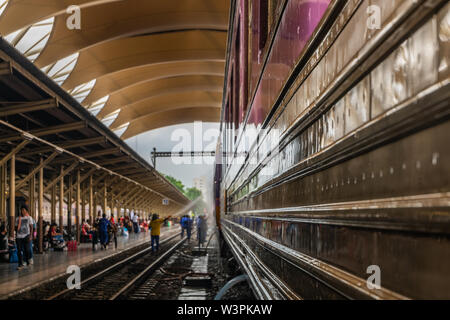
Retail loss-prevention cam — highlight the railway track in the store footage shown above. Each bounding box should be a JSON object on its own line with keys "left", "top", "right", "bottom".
{"left": 47, "top": 232, "right": 186, "bottom": 300}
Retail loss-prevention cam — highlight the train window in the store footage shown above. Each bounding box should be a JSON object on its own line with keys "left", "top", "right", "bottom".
{"left": 235, "top": 22, "right": 241, "bottom": 132}
{"left": 259, "top": 0, "right": 269, "bottom": 51}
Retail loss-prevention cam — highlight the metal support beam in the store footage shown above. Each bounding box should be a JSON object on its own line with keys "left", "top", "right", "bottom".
{"left": 20, "top": 137, "right": 106, "bottom": 157}
{"left": 102, "top": 180, "right": 107, "bottom": 215}
{"left": 81, "top": 182, "right": 86, "bottom": 222}
{"left": 0, "top": 98, "right": 58, "bottom": 117}
{"left": 51, "top": 182, "right": 56, "bottom": 224}
{"left": 92, "top": 156, "right": 129, "bottom": 166}
{"left": 81, "top": 172, "right": 108, "bottom": 198}
{"left": 112, "top": 163, "right": 139, "bottom": 171}
{"left": 59, "top": 166, "right": 64, "bottom": 231}
{"left": 109, "top": 181, "right": 128, "bottom": 196}
{"left": 93, "top": 189, "right": 98, "bottom": 218}
{"left": 38, "top": 158, "right": 44, "bottom": 253}
{"left": 115, "top": 168, "right": 148, "bottom": 176}
{"left": 16, "top": 151, "right": 59, "bottom": 190}
{"left": 0, "top": 61, "right": 12, "bottom": 76}
{"left": 8, "top": 154, "right": 15, "bottom": 236}
{"left": 116, "top": 184, "right": 137, "bottom": 201}
{"left": 135, "top": 197, "right": 148, "bottom": 211}
{"left": 124, "top": 189, "right": 146, "bottom": 207}
{"left": 65, "top": 167, "right": 96, "bottom": 198}
{"left": 44, "top": 161, "right": 78, "bottom": 193}
{"left": 52, "top": 148, "right": 121, "bottom": 164}
{"left": 0, "top": 140, "right": 31, "bottom": 167}
{"left": 28, "top": 169, "right": 35, "bottom": 220}
{"left": 89, "top": 175, "right": 93, "bottom": 224}
{"left": 0, "top": 164, "right": 6, "bottom": 222}
{"left": 80, "top": 148, "right": 121, "bottom": 159}
{"left": 76, "top": 170, "right": 81, "bottom": 243}
{"left": 109, "top": 192, "right": 114, "bottom": 219}
{"left": 67, "top": 175, "right": 72, "bottom": 234}
{"left": 0, "top": 122, "right": 85, "bottom": 143}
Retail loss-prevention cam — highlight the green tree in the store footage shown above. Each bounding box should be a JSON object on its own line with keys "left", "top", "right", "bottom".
{"left": 165, "top": 175, "right": 185, "bottom": 194}
{"left": 185, "top": 187, "right": 202, "bottom": 201}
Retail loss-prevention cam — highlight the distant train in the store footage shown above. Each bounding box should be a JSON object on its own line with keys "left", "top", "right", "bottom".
{"left": 214, "top": 0, "right": 450, "bottom": 299}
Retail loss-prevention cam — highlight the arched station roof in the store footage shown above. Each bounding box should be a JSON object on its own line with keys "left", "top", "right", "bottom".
{"left": 0, "top": 0, "right": 229, "bottom": 138}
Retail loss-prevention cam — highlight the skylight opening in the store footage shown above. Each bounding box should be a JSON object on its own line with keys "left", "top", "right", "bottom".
{"left": 5, "top": 17, "right": 55, "bottom": 62}
{"left": 102, "top": 109, "right": 120, "bottom": 127}
{"left": 68, "top": 79, "right": 97, "bottom": 103}
{"left": 0, "top": 0, "right": 8, "bottom": 17}
{"left": 86, "top": 95, "right": 110, "bottom": 116}
{"left": 42, "top": 52, "right": 79, "bottom": 86}
{"left": 113, "top": 122, "right": 129, "bottom": 138}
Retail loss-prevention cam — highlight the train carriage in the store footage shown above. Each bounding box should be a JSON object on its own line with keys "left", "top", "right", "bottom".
{"left": 215, "top": 0, "right": 450, "bottom": 299}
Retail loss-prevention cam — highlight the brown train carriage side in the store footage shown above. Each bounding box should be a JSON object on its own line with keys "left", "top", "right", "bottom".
{"left": 215, "top": 0, "right": 450, "bottom": 300}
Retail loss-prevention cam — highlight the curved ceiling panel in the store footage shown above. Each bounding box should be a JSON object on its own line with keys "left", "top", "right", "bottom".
{"left": 35, "top": 0, "right": 228, "bottom": 66}
{"left": 0, "top": 0, "right": 228, "bottom": 137}
{"left": 83, "top": 61, "right": 225, "bottom": 106}
{"left": 121, "top": 107, "right": 221, "bottom": 140}
{"left": 110, "top": 91, "right": 223, "bottom": 130}
{"left": 0, "top": 0, "right": 119, "bottom": 34}
{"left": 59, "top": 30, "right": 227, "bottom": 90}
{"left": 98, "top": 75, "right": 224, "bottom": 119}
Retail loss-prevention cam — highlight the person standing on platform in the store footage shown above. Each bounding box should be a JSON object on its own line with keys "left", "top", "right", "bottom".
{"left": 197, "top": 215, "right": 207, "bottom": 247}
{"left": 15, "top": 205, "right": 34, "bottom": 270}
{"left": 98, "top": 214, "right": 111, "bottom": 250}
{"left": 109, "top": 216, "right": 118, "bottom": 249}
{"left": 150, "top": 213, "right": 171, "bottom": 253}
{"left": 91, "top": 217, "right": 99, "bottom": 250}
{"left": 28, "top": 215, "right": 35, "bottom": 263}
{"left": 180, "top": 215, "right": 188, "bottom": 238}
{"left": 132, "top": 214, "right": 139, "bottom": 233}
{"left": 186, "top": 215, "right": 193, "bottom": 242}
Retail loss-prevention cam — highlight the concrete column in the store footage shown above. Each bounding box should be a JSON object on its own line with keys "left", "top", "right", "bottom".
{"left": 38, "top": 158, "right": 44, "bottom": 253}
{"left": 8, "top": 155, "right": 15, "bottom": 237}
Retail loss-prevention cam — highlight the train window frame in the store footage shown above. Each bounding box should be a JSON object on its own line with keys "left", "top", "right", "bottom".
{"left": 259, "top": 0, "right": 269, "bottom": 51}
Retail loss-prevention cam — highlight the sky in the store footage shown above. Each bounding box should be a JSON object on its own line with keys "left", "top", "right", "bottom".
{"left": 124, "top": 122, "right": 220, "bottom": 193}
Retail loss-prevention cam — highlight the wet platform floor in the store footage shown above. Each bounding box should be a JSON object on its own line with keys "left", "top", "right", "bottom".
{"left": 0, "top": 228, "right": 177, "bottom": 298}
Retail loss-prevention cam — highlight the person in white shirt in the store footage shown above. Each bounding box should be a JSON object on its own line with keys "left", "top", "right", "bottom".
{"left": 15, "top": 205, "right": 34, "bottom": 270}
{"left": 132, "top": 214, "right": 139, "bottom": 233}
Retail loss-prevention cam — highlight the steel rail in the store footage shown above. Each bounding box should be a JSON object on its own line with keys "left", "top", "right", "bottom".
{"left": 46, "top": 230, "right": 182, "bottom": 300}
{"left": 110, "top": 237, "right": 187, "bottom": 300}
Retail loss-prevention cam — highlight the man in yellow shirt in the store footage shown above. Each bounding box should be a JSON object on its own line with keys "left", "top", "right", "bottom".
{"left": 150, "top": 213, "right": 171, "bottom": 252}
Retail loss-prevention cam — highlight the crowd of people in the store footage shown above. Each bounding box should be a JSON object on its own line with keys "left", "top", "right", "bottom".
{"left": 180, "top": 210, "right": 209, "bottom": 247}
{"left": 0, "top": 206, "right": 210, "bottom": 271}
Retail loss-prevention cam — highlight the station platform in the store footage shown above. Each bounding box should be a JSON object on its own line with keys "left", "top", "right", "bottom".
{"left": 0, "top": 228, "right": 175, "bottom": 298}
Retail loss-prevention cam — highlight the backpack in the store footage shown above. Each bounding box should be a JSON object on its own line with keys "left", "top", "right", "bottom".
{"left": 9, "top": 244, "right": 18, "bottom": 263}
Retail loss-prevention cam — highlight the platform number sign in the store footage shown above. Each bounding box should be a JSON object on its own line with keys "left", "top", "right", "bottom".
{"left": 162, "top": 199, "right": 169, "bottom": 205}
